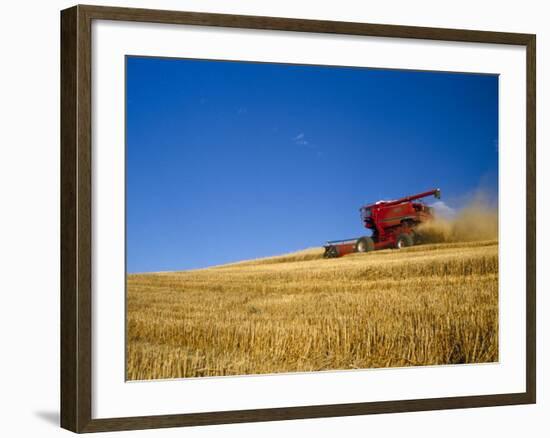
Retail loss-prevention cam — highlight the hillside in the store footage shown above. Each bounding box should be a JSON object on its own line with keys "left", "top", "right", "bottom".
{"left": 127, "top": 240, "right": 498, "bottom": 380}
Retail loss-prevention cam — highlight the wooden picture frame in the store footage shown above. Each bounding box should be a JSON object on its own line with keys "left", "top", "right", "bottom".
{"left": 61, "top": 4, "right": 536, "bottom": 433}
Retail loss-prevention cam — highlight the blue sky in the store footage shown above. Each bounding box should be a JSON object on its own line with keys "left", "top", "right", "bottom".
{"left": 126, "top": 56, "right": 498, "bottom": 273}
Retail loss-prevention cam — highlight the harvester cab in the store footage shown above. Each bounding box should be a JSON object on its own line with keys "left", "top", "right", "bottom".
{"left": 324, "top": 188, "right": 441, "bottom": 258}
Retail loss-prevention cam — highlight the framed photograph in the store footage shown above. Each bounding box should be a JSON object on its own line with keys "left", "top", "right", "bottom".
{"left": 60, "top": 4, "right": 536, "bottom": 433}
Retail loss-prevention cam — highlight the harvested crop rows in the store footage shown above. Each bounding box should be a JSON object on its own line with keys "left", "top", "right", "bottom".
{"left": 127, "top": 240, "right": 498, "bottom": 380}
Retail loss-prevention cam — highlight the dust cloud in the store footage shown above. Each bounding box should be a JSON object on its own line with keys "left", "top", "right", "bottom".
{"left": 417, "top": 197, "right": 498, "bottom": 243}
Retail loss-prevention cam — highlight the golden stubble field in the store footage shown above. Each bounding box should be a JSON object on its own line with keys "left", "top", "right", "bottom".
{"left": 127, "top": 239, "right": 498, "bottom": 380}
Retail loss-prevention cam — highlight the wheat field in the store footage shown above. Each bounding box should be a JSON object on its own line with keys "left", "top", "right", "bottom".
{"left": 127, "top": 239, "right": 498, "bottom": 380}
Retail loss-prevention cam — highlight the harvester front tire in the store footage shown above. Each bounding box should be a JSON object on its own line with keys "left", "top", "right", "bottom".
{"left": 355, "top": 236, "right": 374, "bottom": 253}
{"left": 396, "top": 233, "right": 413, "bottom": 249}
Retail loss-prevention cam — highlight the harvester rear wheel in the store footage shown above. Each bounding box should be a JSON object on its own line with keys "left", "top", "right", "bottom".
{"left": 396, "top": 233, "right": 413, "bottom": 249}
{"left": 355, "top": 236, "right": 374, "bottom": 253}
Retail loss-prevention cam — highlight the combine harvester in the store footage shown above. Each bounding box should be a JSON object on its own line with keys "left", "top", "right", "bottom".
{"left": 323, "top": 189, "right": 441, "bottom": 258}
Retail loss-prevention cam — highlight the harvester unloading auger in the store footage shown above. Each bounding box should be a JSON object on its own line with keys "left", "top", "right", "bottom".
{"left": 323, "top": 189, "right": 441, "bottom": 258}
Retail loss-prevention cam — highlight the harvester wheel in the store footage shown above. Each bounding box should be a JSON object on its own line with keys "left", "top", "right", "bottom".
{"left": 396, "top": 233, "right": 414, "bottom": 249}
{"left": 355, "top": 236, "right": 374, "bottom": 253}
{"left": 324, "top": 246, "right": 339, "bottom": 258}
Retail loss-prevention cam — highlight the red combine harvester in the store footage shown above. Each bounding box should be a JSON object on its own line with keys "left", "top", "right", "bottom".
{"left": 323, "top": 189, "right": 441, "bottom": 258}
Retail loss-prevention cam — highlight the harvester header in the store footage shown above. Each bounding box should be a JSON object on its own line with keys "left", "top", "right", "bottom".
{"left": 324, "top": 188, "right": 441, "bottom": 258}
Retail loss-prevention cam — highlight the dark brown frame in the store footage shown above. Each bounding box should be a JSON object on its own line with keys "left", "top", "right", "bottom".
{"left": 61, "top": 4, "right": 536, "bottom": 433}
